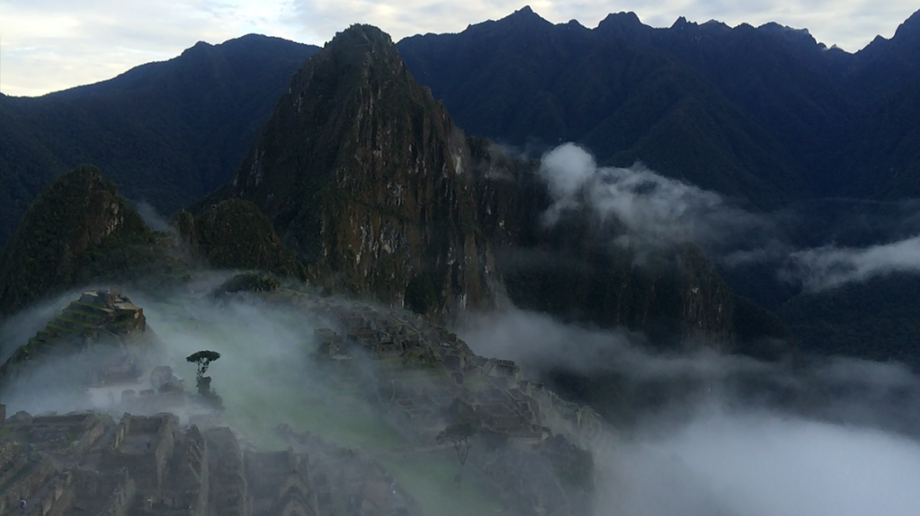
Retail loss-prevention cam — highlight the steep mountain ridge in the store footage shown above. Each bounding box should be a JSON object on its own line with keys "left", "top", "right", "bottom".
{"left": 397, "top": 7, "right": 812, "bottom": 205}
{"left": 467, "top": 140, "right": 786, "bottom": 352}
{"left": 221, "top": 25, "right": 500, "bottom": 317}
{"left": 0, "top": 34, "right": 319, "bottom": 249}
{"left": 850, "top": 10, "right": 920, "bottom": 104}
{"left": 397, "top": 7, "right": 920, "bottom": 201}
{"left": 0, "top": 166, "right": 159, "bottom": 316}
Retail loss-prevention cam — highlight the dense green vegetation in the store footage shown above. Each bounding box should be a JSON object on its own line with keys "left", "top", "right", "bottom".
{"left": 779, "top": 273, "right": 920, "bottom": 368}
{"left": 0, "top": 165, "right": 162, "bottom": 315}
{"left": 0, "top": 35, "right": 319, "bottom": 249}
{"left": 179, "top": 200, "right": 305, "bottom": 279}
{"left": 0, "top": 167, "right": 308, "bottom": 319}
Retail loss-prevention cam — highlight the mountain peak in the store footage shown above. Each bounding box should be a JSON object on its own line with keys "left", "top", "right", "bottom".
{"left": 499, "top": 5, "right": 551, "bottom": 26}
{"left": 598, "top": 11, "right": 642, "bottom": 29}
{"left": 672, "top": 16, "right": 692, "bottom": 29}
{"left": 515, "top": 5, "right": 535, "bottom": 15}
{"left": 181, "top": 40, "right": 213, "bottom": 57}
{"left": 330, "top": 23, "right": 394, "bottom": 48}
{"left": 892, "top": 8, "right": 920, "bottom": 42}
{"left": 224, "top": 25, "right": 500, "bottom": 317}
{"left": 0, "top": 165, "right": 154, "bottom": 315}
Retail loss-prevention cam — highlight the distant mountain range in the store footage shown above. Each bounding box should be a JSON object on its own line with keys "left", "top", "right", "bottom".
{"left": 2, "top": 8, "right": 920, "bottom": 367}
{"left": 0, "top": 34, "right": 319, "bottom": 248}
{"left": 398, "top": 6, "right": 920, "bottom": 203}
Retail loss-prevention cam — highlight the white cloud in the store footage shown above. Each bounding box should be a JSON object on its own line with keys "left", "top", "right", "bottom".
{"left": 783, "top": 235, "right": 920, "bottom": 292}
{"left": 536, "top": 143, "right": 920, "bottom": 291}
{"left": 1, "top": 0, "right": 917, "bottom": 96}
{"left": 537, "top": 143, "right": 777, "bottom": 256}
{"left": 599, "top": 409, "right": 920, "bottom": 516}
{"left": 0, "top": 0, "right": 304, "bottom": 96}
{"left": 459, "top": 306, "right": 920, "bottom": 516}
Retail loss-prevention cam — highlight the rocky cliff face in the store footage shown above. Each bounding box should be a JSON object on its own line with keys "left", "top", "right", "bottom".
{"left": 0, "top": 165, "right": 158, "bottom": 316}
{"left": 468, "top": 140, "right": 784, "bottom": 351}
{"left": 175, "top": 200, "right": 305, "bottom": 279}
{"left": 225, "top": 25, "right": 500, "bottom": 317}
{"left": 205, "top": 23, "right": 780, "bottom": 348}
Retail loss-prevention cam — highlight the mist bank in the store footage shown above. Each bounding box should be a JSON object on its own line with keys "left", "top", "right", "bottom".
{"left": 536, "top": 143, "right": 920, "bottom": 295}
{"left": 4, "top": 277, "right": 920, "bottom": 516}
{"left": 460, "top": 306, "right": 920, "bottom": 516}
{"left": 595, "top": 407, "right": 920, "bottom": 516}
{"left": 460, "top": 307, "right": 920, "bottom": 434}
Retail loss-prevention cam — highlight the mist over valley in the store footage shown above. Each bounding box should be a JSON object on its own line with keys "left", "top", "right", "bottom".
{"left": 2, "top": 7, "right": 920, "bottom": 515}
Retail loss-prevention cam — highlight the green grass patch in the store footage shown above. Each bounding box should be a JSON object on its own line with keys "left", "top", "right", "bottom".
{"left": 223, "top": 388, "right": 407, "bottom": 452}
{"left": 379, "top": 452, "right": 504, "bottom": 516}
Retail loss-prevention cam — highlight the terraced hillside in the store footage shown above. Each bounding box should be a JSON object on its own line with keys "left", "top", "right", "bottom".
{"left": 0, "top": 290, "right": 155, "bottom": 384}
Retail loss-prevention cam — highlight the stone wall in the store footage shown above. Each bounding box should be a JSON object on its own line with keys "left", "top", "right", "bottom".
{"left": 72, "top": 414, "right": 110, "bottom": 455}
{"left": 0, "top": 456, "right": 56, "bottom": 514}
{"left": 156, "top": 424, "right": 209, "bottom": 516}
{"left": 104, "top": 413, "right": 177, "bottom": 491}
{"left": 528, "top": 386, "right": 604, "bottom": 446}
{"left": 71, "top": 468, "right": 136, "bottom": 516}
{"left": 205, "top": 427, "right": 250, "bottom": 516}
{"left": 102, "top": 470, "right": 136, "bottom": 516}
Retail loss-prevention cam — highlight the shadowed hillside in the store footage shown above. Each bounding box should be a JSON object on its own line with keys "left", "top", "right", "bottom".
{"left": 0, "top": 34, "right": 319, "bottom": 248}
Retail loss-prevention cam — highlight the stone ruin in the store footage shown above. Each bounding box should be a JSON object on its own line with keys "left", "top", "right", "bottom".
{"left": 0, "top": 411, "right": 427, "bottom": 516}
{"left": 308, "top": 297, "right": 603, "bottom": 446}
{"left": 0, "top": 289, "right": 155, "bottom": 386}
{"left": 0, "top": 288, "right": 605, "bottom": 516}
{"left": 301, "top": 295, "right": 603, "bottom": 515}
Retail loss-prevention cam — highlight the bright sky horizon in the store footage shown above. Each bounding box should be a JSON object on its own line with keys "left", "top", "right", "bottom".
{"left": 1, "top": 1, "right": 918, "bottom": 97}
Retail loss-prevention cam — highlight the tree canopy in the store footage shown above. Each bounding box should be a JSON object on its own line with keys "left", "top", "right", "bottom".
{"left": 186, "top": 350, "right": 221, "bottom": 377}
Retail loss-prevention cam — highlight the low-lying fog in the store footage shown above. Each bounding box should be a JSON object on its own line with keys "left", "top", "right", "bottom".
{"left": 4, "top": 139, "right": 920, "bottom": 514}
{"left": 3, "top": 281, "right": 920, "bottom": 515}
{"left": 462, "top": 308, "right": 920, "bottom": 516}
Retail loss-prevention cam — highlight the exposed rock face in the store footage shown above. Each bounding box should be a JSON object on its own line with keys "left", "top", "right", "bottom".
{"left": 225, "top": 25, "right": 500, "bottom": 318}
{"left": 0, "top": 165, "right": 157, "bottom": 316}
{"left": 0, "top": 412, "right": 418, "bottom": 516}
{"left": 175, "top": 200, "right": 305, "bottom": 279}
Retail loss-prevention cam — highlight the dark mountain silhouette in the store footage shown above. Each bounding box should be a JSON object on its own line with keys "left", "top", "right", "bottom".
{"left": 2, "top": 8, "right": 919, "bottom": 364}
{"left": 779, "top": 273, "right": 920, "bottom": 368}
{"left": 397, "top": 6, "right": 920, "bottom": 200}
{"left": 0, "top": 34, "right": 319, "bottom": 248}
{"left": 209, "top": 25, "right": 501, "bottom": 318}
{"left": 838, "top": 78, "right": 920, "bottom": 199}
{"left": 0, "top": 166, "right": 160, "bottom": 315}
{"left": 849, "top": 10, "right": 920, "bottom": 104}
{"left": 185, "top": 25, "right": 778, "bottom": 347}
{"left": 397, "top": 7, "right": 808, "bottom": 206}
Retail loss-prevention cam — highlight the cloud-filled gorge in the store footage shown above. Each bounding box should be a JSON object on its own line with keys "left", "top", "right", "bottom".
{"left": 537, "top": 143, "right": 920, "bottom": 292}
{"left": 4, "top": 143, "right": 920, "bottom": 515}
{"left": 460, "top": 307, "right": 920, "bottom": 516}
{"left": 4, "top": 273, "right": 920, "bottom": 514}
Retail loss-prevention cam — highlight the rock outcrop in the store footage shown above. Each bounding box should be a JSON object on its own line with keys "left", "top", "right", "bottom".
{"left": 222, "top": 25, "right": 501, "bottom": 318}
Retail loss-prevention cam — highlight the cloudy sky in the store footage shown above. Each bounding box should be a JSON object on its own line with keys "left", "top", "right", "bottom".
{"left": 1, "top": 0, "right": 917, "bottom": 97}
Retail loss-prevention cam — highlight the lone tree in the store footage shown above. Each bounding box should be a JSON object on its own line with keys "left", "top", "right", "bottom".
{"left": 437, "top": 401, "right": 480, "bottom": 487}
{"left": 437, "top": 420, "right": 476, "bottom": 468}
{"left": 186, "top": 350, "right": 221, "bottom": 404}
